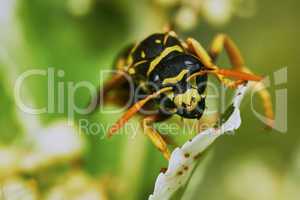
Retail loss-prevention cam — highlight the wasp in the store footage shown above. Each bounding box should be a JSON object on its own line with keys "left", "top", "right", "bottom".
{"left": 89, "top": 31, "right": 273, "bottom": 160}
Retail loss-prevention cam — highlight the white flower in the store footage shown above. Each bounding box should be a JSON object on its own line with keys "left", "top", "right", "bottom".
{"left": 0, "top": 121, "right": 85, "bottom": 174}
{"left": 201, "top": 0, "right": 234, "bottom": 26}
{"left": 21, "top": 121, "right": 85, "bottom": 172}
{"left": 0, "top": 147, "right": 21, "bottom": 178}
{"left": 45, "top": 170, "right": 107, "bottom": 200}
{"left": 175, "top": 7, "right": 198, "bottom": 31}
{"left": 0, "top": 177, "right": 38, "bottom": 200}
{"left": 34, "top": 121, "right": 84, "bottom": 160}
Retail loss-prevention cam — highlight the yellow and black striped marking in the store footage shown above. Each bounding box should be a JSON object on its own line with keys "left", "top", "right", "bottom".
{"left": 126, "top": 33, "right": 185, "bottom": 79}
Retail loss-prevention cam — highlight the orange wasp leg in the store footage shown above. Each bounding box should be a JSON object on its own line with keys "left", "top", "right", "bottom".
{"left": 87, "top": 71, "right": 128, "bottom": 112}
{"left": 209, "top": 34, "right": 274, "bottom": 128}
{"left": 185, "top": 35, "right": 273, "bottom": 128}
{"left": 108, "top": 87, "right": 173, "bottom": 137}
{"left": 185, "top": 37, "right": 251, "bottom": 88}
{"left": 142, "top": 114, "right": 171, "bottom": 160}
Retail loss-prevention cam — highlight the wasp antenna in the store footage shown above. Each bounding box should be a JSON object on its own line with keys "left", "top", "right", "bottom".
{"left": 187, "top": 68, "right": 263, "bottom": 83}
{"left": 216, "top": 69, "right": 264, "bottom": 81}
{"left": 108, "top": 87, "right": 173, "bottom": 137}
{"left": 186, "top": 70, "right": 209, "bottom": 81}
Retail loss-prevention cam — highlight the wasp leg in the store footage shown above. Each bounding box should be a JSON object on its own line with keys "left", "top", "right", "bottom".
{"left": 142, "top": 114, "right": 172, "bottom": 160}
{"left": 209, "top": 34, "right": 245, "bottom": 69}
{"left": 185, "top": 38, "right": 215, "bottom": 69}
{"left": 87, "top": 71, "right": 129, "bottom": 112}
{"left": 209, "top": 34, "right": 274, "bottom": 127}
{"left": 87, "top": 43, "right": 135, "bottom": 112}
{"left": 185, "top": 37, "right": 247, "bottom": 88}
{"left": 104, "top": 88, "right": 131, "bottom": 107}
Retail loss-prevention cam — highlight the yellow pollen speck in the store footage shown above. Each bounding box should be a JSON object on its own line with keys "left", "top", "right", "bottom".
{"left": 141, "top": 51, "right": 146, "bottom": 58}
{"left": 155, "top": 39, "right": 161, "bottom": 44}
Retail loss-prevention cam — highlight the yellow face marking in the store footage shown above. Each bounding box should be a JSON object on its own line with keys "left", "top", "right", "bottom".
{"left": 174, "top": 89, "right": 201, "bottom": 112}
{"left": 141, "top": 51, "right": 146, "bottom": 59}
{"left": 155, "top": 39, "right": 161, "bottom": 44}
{"left": 162, "top": 69, "right": 189, "bottom": 85}
{"left": 147, "top": 45, "right": 184, "bottom": 76}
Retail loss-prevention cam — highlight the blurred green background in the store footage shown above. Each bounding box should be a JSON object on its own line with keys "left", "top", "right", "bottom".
{"left": 0, "top": 0, "right": 297, "bottom": 199}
